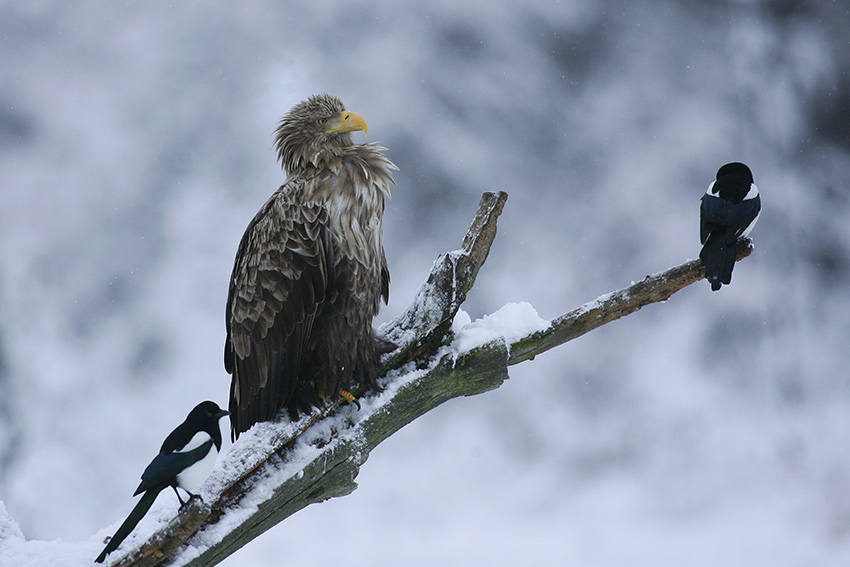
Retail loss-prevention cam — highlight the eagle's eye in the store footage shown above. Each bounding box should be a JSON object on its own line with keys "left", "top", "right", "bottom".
{"left": 317, "top": 117, "right": 329, "bottom": 125}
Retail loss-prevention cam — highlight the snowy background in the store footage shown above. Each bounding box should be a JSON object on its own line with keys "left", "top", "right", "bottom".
{"left": 2, "top": 0, "right": 850, "bottom": 565}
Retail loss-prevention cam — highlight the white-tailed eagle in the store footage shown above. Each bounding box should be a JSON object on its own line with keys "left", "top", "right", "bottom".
{"left": 225, "top": 94, "right": 396, "bottom": 439}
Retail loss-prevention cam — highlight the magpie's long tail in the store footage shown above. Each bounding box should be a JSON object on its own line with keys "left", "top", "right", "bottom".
{"left": 700, "top": 231, "right": 737, "bottom": 292}
{"left": 95, "top": 488, "right": 161, "bottom": 563}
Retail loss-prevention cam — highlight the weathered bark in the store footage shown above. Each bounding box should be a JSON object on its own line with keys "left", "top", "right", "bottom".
{"left": 94, "top": 191, "right": 753, "bottom": 567}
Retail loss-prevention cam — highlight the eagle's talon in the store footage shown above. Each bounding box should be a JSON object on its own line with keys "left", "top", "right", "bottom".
{"left": 339, "top": 389, "right": 361, "bottom": 410}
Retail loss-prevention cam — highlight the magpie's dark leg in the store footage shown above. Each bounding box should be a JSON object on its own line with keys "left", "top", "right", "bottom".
{"left": 171, "top": 485, "right": 188, "bottom": 507}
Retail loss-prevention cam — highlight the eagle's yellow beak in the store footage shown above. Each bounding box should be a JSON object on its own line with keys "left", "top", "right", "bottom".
{"left": 325, "top": 110, "right": 368, "bottom": 136}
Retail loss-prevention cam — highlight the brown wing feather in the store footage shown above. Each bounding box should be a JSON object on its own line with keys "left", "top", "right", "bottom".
{"left": 225, "top": 180, "right": 333, "bottom": 438}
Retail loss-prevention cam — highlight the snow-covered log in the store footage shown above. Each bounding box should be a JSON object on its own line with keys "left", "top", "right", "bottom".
{"left": 97, "top": 191, "right": 511, "bottom": 567}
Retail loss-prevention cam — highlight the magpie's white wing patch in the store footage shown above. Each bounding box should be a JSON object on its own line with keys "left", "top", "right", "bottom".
{"left": 177, "top": 431, "right": 212, "bottom": 453}
{"left": 739, "top": 184, "right": 761, "bottom": 238}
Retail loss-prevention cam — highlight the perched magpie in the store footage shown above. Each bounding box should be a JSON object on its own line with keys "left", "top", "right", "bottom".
{"left": 95, "top": 401, "right": 228, "bottom": 563}
{"left": 699, "top": 162, "right": 761, "bottom": 291}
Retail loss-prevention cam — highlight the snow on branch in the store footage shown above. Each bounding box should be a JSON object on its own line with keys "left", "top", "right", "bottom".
{"left": 3, "top": 192, "right": 753, "bottom": 566}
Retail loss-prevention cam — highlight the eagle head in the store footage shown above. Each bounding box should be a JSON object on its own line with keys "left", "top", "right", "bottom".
{"left": 274, "top": 93, "right": 368, "bottom": 175}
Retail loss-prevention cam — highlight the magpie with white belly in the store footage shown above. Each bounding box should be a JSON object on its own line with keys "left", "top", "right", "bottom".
{"left": 699, "top": 162, "right": 761, "bottom": 291}
{"left": 95, "top": 401, "right": 228, "bottom": 563}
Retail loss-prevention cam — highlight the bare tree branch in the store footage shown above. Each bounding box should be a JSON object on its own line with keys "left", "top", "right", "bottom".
{"left": 508, "top": 238, "right": 754, "bottom": 365}
{"left": 91, "top": 192, "right": 753, "bottom": 567}
{"left": 106, "top": 192, "right": 509, "bottom": 567}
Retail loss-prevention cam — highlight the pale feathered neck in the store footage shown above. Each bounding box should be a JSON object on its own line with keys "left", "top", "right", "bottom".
{"left": 274, "top": 124, "right": 355, "bottom": 176}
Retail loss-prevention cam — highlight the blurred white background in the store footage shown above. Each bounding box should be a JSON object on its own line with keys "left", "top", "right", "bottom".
{"left": 2, "top": 1, "right": 850, "bottom": 565}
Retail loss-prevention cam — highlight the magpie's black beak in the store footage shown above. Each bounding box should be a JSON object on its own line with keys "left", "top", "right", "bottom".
{"left": 214, "top": 409, "right": 229, "bottom": 419}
